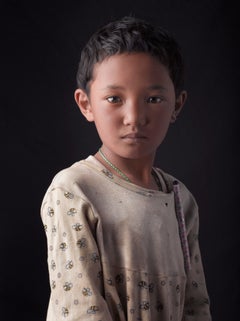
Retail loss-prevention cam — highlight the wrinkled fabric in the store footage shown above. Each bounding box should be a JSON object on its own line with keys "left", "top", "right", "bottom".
{"left": 41, "top": 156, "right": 211, "bottom": 321}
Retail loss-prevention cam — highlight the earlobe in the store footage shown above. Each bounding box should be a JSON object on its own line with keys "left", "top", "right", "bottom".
{"left": 74, "top": 89, "right": 94, "bottom": 122}
{"left": 171, "top": 90, "right": 187, "bottom": 123}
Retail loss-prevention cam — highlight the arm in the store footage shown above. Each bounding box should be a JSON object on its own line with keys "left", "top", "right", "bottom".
{"left": 182, "top": 193, "right": 212, "bottom": 321}
{"left": 41, "top": 186, "right": 113, "bottom": 320}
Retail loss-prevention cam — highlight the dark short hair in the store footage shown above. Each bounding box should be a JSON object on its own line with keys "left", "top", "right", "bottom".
{"left": 76, "top": 16, "right": 185, "bottom": 95}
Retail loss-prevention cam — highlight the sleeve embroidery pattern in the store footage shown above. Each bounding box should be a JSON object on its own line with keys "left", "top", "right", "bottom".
{"left": 42, "top": 187, "right": 112, "bottom": 320}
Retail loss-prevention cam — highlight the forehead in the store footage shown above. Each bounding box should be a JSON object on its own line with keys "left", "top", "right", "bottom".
{"left": 90, "top": 53, "right": 172, "bottom": 88}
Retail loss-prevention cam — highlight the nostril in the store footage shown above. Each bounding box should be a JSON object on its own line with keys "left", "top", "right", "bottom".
{"left": 123, "top": 116, "right": 147, "bottom": 127}
{"left": 123, "top": 105, "right": 148, "bottom": 126}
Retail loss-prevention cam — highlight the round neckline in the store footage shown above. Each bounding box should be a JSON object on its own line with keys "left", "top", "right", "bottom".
{"left": 79, "top": 155, "right": 170, "bottom": 196}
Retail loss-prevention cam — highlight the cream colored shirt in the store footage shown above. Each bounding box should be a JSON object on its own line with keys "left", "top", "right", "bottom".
{"left": 41, "top": 156, "right": 211, "bottom": 320}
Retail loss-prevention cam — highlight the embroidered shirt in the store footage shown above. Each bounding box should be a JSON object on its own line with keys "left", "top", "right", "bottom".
{"left": 41, "top": 156, "right": 211, "bottom": 320}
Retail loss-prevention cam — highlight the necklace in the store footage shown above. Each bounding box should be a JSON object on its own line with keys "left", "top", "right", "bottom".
{"left": 98, "top": 148, "right": 162, "bottom": 191}
{"left": 98, "top": 148, "right": 131, "bottom": 182}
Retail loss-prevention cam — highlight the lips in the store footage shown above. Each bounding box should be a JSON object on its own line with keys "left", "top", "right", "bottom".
{"left": 121, "top": 133, "right": 147, "bottom": 140}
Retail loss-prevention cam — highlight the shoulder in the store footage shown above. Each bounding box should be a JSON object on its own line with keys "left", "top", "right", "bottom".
{"left": 41, "top": 158, "right": 95, "bottom": 206}
{"left": 51, "top": 160, "right": 86, "bottom": 188}
{"left": 48, "top": 157, "right": 97, "bottom": 192}
{"left": 40, "top": 158, "right": 99, "bottom": 220}
{"left": 157, "top": 168, "right": 200, "bottom": 232}
{"left": 156, "top": 167, "right": 199, "bottom": 211}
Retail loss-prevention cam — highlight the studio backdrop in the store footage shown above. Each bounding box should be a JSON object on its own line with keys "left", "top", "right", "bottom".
{"left": 1, "top": 1, "right": 239, "bottom": 320}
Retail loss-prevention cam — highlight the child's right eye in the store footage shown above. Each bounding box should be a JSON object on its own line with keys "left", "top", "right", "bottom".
{"left": 106, "top": 96, "right": 121, "bottom": 104}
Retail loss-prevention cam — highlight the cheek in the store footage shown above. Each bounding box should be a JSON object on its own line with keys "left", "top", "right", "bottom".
{"left": 151, "top": 111, "right": 173, "bottom": 138}
{"left": 93, "top": 112, "right": 118, "bottom": 138}
{"left": 95, "top": 108, "right": 122, "bottom": 128}
{"left": 152, "top": 108, "right": 173, "bottom": 125}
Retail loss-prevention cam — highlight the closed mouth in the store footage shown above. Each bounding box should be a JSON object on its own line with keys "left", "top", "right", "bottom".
{"left": 121, "top": 133, "right": 147, "bottom": 139}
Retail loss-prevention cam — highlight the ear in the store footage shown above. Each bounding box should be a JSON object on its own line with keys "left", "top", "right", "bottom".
{"left": 74, "top": 89, "right": 94, "bottom": 122}
{"left": 171, "top": 90, "right": 187, "bottom": 123}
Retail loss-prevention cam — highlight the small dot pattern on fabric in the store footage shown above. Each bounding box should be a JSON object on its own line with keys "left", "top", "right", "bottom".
{"left": 41, "top": 157, "right": 212, "bottom": 320}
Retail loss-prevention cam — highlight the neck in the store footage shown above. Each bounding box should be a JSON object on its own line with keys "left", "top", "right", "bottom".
{"left": 98, "top": 148, "right": 131, "bottom": 182}
{"left": 95, "top": 147, "right": 160, "bottom": 190}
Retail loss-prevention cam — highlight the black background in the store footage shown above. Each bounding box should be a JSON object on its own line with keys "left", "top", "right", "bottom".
{"left": 1, "top": 0, "right": 239, "bottom": 320}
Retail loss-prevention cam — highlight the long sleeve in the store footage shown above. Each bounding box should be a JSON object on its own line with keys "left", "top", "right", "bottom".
{"left": 182, "top": 192, "right": 212, "bottom": 321}
{"left": 41, "top": 186, "right": 113, "bottom": 321}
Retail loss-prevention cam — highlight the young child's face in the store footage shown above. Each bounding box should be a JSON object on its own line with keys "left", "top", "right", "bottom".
{"left": 75, "top": 53, "right": 185, "bottom": 161}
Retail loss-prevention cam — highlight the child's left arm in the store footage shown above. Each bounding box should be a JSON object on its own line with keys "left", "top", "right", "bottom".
{"left": 181, "top": 188, "right": 212, "bottom": 321}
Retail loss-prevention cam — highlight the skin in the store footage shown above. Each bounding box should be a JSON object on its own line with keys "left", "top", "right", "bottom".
{"left": 75, "top": 53, "right": 187, "bottom": 190}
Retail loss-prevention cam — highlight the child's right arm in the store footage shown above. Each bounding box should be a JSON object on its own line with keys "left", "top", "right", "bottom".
{"left": 41, "top": 186, "right": 113, "bottom": 320}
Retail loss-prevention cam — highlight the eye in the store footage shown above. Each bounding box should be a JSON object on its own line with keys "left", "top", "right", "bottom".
{"left": 147, "top": 96, "right": 163, "bottom": 104}
{"left": 106, "top": 96, "right": 121, "bottom": 104}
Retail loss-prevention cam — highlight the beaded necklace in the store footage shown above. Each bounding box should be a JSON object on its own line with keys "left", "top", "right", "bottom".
{"left": 98, "top": 148, "right": 162, "bottom": 190}
{"left": 99, "top": 148, "right": 130, "bottom": 182}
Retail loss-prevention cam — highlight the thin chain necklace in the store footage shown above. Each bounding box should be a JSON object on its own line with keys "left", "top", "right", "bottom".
{"left": 98, "top": 148, "right": 162, "bottom": 191}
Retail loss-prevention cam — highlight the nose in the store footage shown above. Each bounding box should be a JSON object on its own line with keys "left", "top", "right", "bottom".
{"left": 123, "top": 99, "right": 148, "bottom": 127}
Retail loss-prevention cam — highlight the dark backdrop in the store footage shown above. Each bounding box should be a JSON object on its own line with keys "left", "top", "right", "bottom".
{"left": 1, "top": 0, "right": 239, "bottom": 320}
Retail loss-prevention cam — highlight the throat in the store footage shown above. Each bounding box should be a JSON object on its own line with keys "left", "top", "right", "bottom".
{"left": 98, "top": 148, "right": 131, "bottom": 182}
{"left": 97, "top": 148, "right": 162, "bottom": 191}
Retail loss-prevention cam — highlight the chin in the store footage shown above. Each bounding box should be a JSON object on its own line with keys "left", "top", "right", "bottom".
{"left": 120, "top": 147, "right": 156, "bottom": 160}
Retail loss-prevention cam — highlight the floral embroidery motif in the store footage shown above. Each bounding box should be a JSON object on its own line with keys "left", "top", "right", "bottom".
{"left": 51, "top": 260, "right": 56, "bottom": 270}
{"left": 138, "top": 281, "right": 154, "bottom": 292}
{"left": 139, "top": 301, "right": 150, "bottom": 310}
{"left": 62, "top": 307, "right": 69, "bottom": 317}
{"left": 59, "top": 242, "right": 68, "bottom": 251}
{"left": 90, "top": 252, "right": 100, "bottom": 263}
{"left": 72, "top": 223, "right": 83, "bottom": 231}
{"left": 149, "top": 283, "right": 154, "bottom": 293}
{"left": 67, "top": 208, "right": 77, "bottom": 216}
{"left": 138, "top": 280, "right": 148, "bottom": 289}
{"left": 87, "top": 306, "right": 99, "bottom": 314}
{"left": 66, "top": 260, "right": 74, "bottom": 270}
{"left": 97, "top": 271, "right": 103, "bottom": 279}
{"left": 64, "top": 191, "right": 74, "bottom": 199}
{"left": 77, "top": 238, "right": 87, "bottom": 248}
{"left": 102, "top": 169, "right": 113, "bottom": 179}
{"left": 115, "top": 273, "right": 124, "bottom": 284}
{"left": 63, "top": 282, "right": 73, "bottom": 291}
{"left": 47, "top": 207, "right": 54, "bottom": 217}
{"left": 82, "top": 287, "right": 92, "bottom": 296}
{"left": 107, "top": 278, "right": 113, "bottom": 285}
{"left": 192, "top": 281, "right": 198, "bottom": 288}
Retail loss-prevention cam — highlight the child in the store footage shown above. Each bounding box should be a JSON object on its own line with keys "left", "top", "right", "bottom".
{"left": 41, "top": 16, "right": 212, "bottom": 321}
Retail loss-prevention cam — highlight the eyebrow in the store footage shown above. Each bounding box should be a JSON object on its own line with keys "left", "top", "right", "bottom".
{"left": 101, "top": 85, "right": 125, "bottom": 90}
{"left": 101, "top": 85, "right": 167, "bottom": 91}
{"left": 147, "top": 85, "right": 167, "bottom": 91}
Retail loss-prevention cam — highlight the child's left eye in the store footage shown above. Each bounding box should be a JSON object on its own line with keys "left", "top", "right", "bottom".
{"left": 106, "top": 96, "right": 121, "bottom": 104}
{"left": 147, "top": 97, "right": 163, "bottom": 104}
